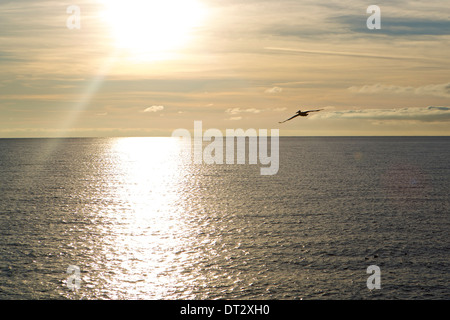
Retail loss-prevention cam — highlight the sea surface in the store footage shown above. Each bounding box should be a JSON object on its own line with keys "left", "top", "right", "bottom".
{"left": 0, "top": 137, "right": 449, "bottom": 300}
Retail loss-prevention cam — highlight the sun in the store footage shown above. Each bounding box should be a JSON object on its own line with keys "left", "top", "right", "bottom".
{"left": 99, "top": 0, "right": 207, "bottom": 61}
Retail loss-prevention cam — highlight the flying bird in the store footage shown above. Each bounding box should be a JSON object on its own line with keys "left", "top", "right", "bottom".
{"left": 278, "top": 109, "right": 323, "bottom": 123}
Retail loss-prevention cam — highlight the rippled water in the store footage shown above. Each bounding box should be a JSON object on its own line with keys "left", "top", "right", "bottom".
{"left": 0, "top": 137, "right": 449, "bottom": 299}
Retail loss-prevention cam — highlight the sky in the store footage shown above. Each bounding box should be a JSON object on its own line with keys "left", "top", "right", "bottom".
{"left": 0, "top": 0, "right": 449, "bottom": 137}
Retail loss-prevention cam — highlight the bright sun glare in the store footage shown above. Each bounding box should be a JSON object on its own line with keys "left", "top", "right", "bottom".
{"left": 100, "top": 0, "right": 207, "bottom": 61}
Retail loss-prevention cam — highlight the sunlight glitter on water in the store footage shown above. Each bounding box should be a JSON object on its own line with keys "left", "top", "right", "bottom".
{"left": 86, "top": 138, "right": 194, "bottom": 299}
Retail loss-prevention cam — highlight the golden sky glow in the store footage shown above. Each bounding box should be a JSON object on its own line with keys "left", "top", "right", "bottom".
{"left": 0, "top": 0, "right": 449, "bottom": 137}
{"left": 99, "top": 0, "right": 207, "bottom": 61}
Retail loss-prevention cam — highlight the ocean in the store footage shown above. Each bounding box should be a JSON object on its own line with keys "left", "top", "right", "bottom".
{"left": 0, "top": 137, "right": 449, "bottom": 299}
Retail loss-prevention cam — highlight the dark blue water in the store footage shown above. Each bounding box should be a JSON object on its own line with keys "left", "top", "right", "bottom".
{"left": 0, "top": 137, "right": 449, "bottom": 299}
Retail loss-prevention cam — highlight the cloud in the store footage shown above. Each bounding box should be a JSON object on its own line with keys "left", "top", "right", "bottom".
{"left": 143, "top": 105, "right": 164, "bottom": 112}
{"left": 428, "top": 106, "right": 450, "bottom": 111}
{"left": 349, "top": 82, "right": 450, "bottom": 98}
{"left": 333, "top": 15, "right": 450, "bottom": 36}
{"left": 264, "top": 86, "right": 283, "bottom": 94}
{"left": 225, "top": 107, "right": 262, "bottom": 115}
{"left": 227, "top": 116, "right": 242, "bottom": 121}
{"left": 316, "top": 107, "right": 450, "bottom": 122}
{"left": 265, "top": 47, "right": 424, "bottom": 61}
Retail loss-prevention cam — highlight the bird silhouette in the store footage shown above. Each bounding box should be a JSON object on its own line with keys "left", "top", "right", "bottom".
{"left": 278, "top": 109, "right": 323, "bottom": 123}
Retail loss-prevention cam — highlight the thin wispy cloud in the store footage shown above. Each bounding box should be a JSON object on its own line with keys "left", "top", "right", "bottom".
{"left": 264, "top": 47, "right": 432, "bottom": 61}
{"left": 334, "top": 15, "right": 450, "bottom": 36}
{"left": 349, "top": 83, "right": 450, "bottom": 98}
{"left": 316, "top": 106, "right": 450, "bottom": 122}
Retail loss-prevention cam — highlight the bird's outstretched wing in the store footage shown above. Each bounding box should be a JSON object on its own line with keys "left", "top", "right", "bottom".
{"left": 278, "top": 113, "right": 300, "bottom": 123}
{"left": 305, "top": 109, "right": 323, "bottom": 113}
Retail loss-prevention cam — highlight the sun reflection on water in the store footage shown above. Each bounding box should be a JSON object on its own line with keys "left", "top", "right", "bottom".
{"left": 94, "top": 137, "right": 192, "bottom": 299}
